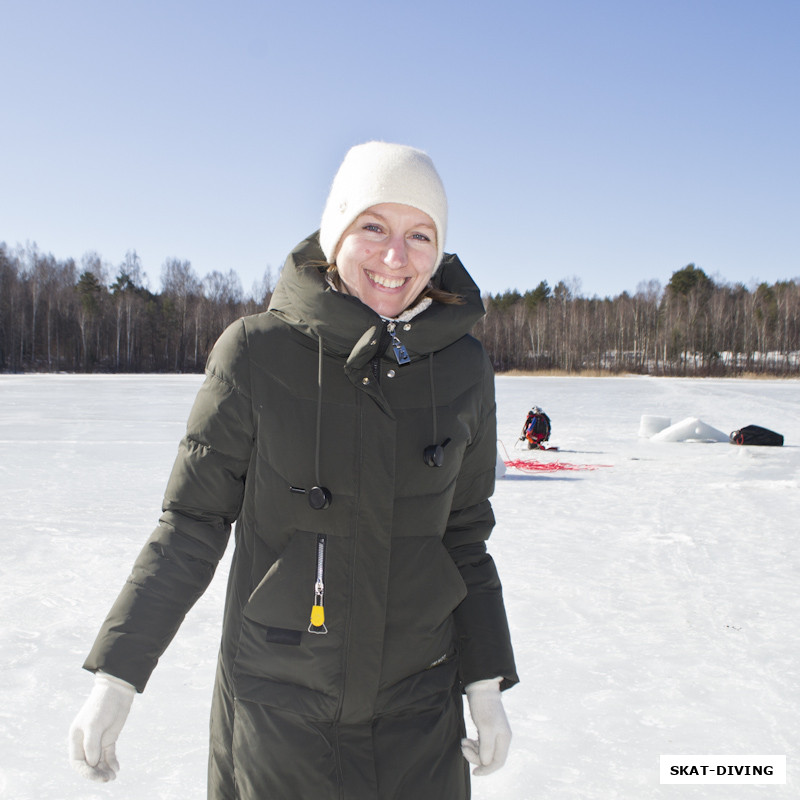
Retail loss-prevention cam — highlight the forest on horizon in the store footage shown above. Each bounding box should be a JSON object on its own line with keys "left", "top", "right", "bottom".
{"left": 2, "top": 241, "right": 799, "bottom": 376}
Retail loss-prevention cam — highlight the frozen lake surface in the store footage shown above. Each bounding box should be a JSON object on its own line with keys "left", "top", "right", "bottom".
{"left": 1, "top": 373, "right": 798, "bottom": 798}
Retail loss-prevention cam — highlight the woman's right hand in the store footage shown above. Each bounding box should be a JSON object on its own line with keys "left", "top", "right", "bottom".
{"left": 68, "top": 671, "right": 136, "bottom": 781}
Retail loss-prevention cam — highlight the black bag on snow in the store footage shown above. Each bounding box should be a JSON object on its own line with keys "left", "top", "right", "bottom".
{"left": 729, "top": 424, "right": 784, "bottom": 447}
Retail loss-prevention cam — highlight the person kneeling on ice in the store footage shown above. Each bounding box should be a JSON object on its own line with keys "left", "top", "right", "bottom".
{"left": 68, "top": 141, "right": 518, "bottom": 799}
{"left": 520, "top": 405, "right": 551, "bottom": 449}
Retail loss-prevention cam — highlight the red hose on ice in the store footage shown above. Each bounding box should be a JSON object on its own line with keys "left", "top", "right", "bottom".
{"left": 504, "top": 459, "right": 611, "bottom": 472}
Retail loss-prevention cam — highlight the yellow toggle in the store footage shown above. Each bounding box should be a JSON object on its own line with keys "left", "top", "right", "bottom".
{"left": 310, "top": 605, "right": 325, "bottom": 627}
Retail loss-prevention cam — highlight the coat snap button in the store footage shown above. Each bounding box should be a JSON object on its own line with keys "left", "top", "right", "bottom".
{"left": 403, "top": 323, "right": 412, "bottom": 331}
{"left": 387, "top": 369, "right": 396, "bottom": 378}
{"left": 361, "top": 377, "right": 370, "bottom": 385}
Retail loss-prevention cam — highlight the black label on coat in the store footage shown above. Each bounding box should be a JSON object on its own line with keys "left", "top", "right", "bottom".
{"left": 265, "top": 627, "right": 302, "bottom": 646}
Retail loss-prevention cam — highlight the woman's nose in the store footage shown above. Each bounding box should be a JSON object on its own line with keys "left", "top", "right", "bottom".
{"left": 383, "top": 235, "right": 408, "bottom": 269}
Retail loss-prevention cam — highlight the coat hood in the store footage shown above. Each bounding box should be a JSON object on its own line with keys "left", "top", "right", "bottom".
{"left": 268, "top": 232, "right": 486, "bottom": 368}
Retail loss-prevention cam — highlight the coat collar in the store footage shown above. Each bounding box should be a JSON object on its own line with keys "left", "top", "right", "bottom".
{"left": 268, "top": 232, "right": 486, "bottom": 365}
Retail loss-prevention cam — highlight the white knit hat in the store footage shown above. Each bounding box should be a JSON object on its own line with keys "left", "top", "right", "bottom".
{"left": 319, "top": 141, "right": 448, "bottom": 270}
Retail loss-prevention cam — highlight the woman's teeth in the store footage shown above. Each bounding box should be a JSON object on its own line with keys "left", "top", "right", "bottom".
{"left": 367, "top": 270, "right": 406, "bottom": 289}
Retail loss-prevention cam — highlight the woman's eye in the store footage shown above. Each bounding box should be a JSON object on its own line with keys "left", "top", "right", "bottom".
{"left": 363, "top": 223, "right": 382, "bottom": 233}
{"left": 411, "top": 232, "right": 431, "bottom": 242}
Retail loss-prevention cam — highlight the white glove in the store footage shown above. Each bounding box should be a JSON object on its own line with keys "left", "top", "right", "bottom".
{"left": 461, "top": 677, "right": 511, "bottom": 776}
{"left": 68, "top": 671, "right": 136, "bottom": 782}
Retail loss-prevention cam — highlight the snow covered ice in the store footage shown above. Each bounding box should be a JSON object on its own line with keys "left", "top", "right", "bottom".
{"left": 1, "top": 374, "right": 798, "bottom": 799}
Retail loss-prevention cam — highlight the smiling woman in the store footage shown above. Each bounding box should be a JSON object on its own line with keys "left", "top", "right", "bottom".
{"left": 69, "top": 141, "right": 518, "bottom": 799}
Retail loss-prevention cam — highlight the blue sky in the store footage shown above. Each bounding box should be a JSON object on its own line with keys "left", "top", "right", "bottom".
{"left": 2, "top": 0, "right": 798, "bottom": 299}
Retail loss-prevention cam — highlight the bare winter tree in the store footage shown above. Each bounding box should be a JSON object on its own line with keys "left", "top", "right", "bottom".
{"left": 161, "top": 257, "right": 201, "bottom": 371}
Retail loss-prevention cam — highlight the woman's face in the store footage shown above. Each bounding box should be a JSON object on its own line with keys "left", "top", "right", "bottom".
{"left": 334, "top": 202, "right": 438, "bottom": 318}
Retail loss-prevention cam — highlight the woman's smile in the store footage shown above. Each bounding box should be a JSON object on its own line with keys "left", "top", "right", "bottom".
{"left": 364, "top": 269, "right": 409, "bottom": 290}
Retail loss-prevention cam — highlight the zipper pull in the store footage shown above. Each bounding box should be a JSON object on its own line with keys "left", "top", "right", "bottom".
{"left": 308, "top": 535, "right": 328, "bottom": 635}
{"left": 386, "top": 322, "right": 410, "bottom": 365}
{"left": 309, "top": 584, "right": 326, "bottom": 630}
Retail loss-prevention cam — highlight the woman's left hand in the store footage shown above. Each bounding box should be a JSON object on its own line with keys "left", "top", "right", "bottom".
{"left": 461, "top": 678, "right": 511, "bottom": 775}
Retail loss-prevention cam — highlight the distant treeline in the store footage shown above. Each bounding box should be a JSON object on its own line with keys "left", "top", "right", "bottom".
{"left": 477, "top": 266, "right": 800, "bottom": 376}
{"left": 0, "top": 243, "right": 276, "bottom": 373}
{"left": 2, "top": 242, "right": 799, "bottom": 376}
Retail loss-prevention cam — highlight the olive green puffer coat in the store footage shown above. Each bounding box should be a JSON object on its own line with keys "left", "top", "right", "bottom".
{"left": 85, "top": 233, "right": 518, "bottom": 799}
